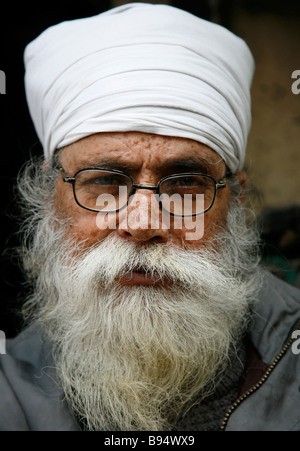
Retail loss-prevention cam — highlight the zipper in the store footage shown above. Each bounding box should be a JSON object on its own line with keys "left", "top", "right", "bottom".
{"left": 219, "top": 318, "right": 300, "bottom": 431}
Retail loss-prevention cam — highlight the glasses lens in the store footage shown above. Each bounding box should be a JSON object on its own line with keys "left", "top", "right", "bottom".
{"left": 160, "top": 175, "right": 216, "bottom": 216}
{"left": 74, "top": 170, "right": 132, "bottom": 212}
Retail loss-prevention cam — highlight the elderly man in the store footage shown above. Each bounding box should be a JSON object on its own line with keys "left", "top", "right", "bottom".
{"left": 0, "top": 3, "right": 300, "bottom": 431}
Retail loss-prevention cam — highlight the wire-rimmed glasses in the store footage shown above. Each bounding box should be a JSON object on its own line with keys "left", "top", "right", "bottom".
{"left": 60, "top": 167, "right": 227, "bottom": 217}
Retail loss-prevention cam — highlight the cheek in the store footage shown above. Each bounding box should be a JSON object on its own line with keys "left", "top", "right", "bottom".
{"left": 170, "top": 215, "right": 221, "bottom": 247}
{"left": 69, "top": 214, "right": 112, "bottom": 245}
{"left": 173, "top": 194, "right": 231, "bottom": 249}
{"left": 54, "top": 181, "right": 114, "bottom": 245}
{"left": 169, "top": 215, "right": 205, "bottom": 243}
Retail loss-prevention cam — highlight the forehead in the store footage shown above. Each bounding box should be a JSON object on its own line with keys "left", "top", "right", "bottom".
{"left": 59, "top": 131, "right": 225, "bottom": 174}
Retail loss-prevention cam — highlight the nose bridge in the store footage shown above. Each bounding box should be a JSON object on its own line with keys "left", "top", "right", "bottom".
{"left": 132, "top": 182, "right": 159, "bottom": 191}
{"left": 118, "top": 187, "right": 168, "bottom": 242}
{"left": 128, "top": 188, "right": 159, "bottom": 225}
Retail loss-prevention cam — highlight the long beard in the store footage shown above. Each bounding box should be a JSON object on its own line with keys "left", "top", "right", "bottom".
{"left": 21, "top": 201, "right": 262, "bottom": 431}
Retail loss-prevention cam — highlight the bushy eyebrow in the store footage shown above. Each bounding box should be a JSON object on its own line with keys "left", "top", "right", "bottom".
{"left": 73, "top": 157, "right": 138, "bottom": 173}
{"left": 71, "top": 153, "right": 223, "bottom": 177}
{"left": 159, "top": 158, "right": 210, "bottom": 174}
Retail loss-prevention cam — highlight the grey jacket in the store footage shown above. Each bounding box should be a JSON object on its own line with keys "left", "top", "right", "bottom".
{"left": 0, "top": 271, "right": 300, "bottom": 431}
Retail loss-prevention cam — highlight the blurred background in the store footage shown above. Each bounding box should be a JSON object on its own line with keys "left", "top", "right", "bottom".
{"left": 0, "top": 0, "right": 299, "bottom": 337}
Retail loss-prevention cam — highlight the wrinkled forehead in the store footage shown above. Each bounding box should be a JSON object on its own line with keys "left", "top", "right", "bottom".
{"left": 57, "top": 132, "right": 227, "bottom": 178}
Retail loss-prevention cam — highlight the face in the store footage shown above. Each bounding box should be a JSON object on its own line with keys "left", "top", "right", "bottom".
{"left": 54, "top": 131, "right": 243, "bottom": 285}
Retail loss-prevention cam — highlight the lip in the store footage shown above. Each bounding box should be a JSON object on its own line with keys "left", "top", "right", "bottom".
{"left": 117, "top": 270, "right": 166, "bottom": 286}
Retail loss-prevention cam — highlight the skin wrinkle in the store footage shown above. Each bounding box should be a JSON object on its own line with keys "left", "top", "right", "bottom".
{"left": 62, "top": 156, "right": 214, "bottom": 178}
{"left": 60, "top": 133, "right": 225, "bottom": 179}
{"left": 54, "top": 131, "right": 241, "bottom": 249}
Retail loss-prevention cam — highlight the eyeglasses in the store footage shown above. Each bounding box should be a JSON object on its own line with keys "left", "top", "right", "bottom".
{"left": 60, "top": 167, "right": 227, "bottom": 217}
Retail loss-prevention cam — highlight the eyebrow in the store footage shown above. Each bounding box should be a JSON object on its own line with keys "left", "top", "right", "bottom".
{"left": 74, "top": 155, "right": 217, "bottom": 175}
{"left": 74, "top": 157, "right": 139, "bottom": 173}
{"left": 159, "top": 158, "right": 211, "bottom": 174}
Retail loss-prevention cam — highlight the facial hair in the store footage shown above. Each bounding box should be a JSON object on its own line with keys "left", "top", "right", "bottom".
{"left": 20, "top": 192, "right": 262, "bottom": 431}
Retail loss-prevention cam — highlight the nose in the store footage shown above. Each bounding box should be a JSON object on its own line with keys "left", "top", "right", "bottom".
{"left": 117, "top": 189, "right": 169, "bottom": 243}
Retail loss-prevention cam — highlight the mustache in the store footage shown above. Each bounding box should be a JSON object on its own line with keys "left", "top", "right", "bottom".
{"left": 69, "top": 234, "right": 223, "bottom": 290}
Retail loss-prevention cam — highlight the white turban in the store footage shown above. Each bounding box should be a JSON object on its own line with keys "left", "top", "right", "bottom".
{"left": 24, "top": 3, "right": 255, "bottom": 173}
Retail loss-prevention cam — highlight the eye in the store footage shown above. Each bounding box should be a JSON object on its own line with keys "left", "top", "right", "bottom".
{"left": 169, "top": 176, "right": 209, "bottom": 188}
{"left": 161, "top": 175, "right": 214, "bottom": 196}
{"left": 168, "top": 176, "right": 195, "bottom": 187}
{"left": 85, "top": 175, "right": 121, "bottom": 185}
{"left": 178, "top": 177, "right": 197, "bottom": 186}
{"left": 79, "top": 173, "right": 129, "bottom": 188}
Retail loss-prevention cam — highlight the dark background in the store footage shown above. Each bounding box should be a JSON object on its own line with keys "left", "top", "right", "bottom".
{"left": 1, "top": 0, "right": 299, "bottom": 338}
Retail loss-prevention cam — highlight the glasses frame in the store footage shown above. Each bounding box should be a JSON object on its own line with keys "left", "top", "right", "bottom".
{"left": 60, "top": 167, "right": 227, "bottom": 217}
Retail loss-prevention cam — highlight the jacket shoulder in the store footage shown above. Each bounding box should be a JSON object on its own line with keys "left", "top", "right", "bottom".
{"left": 0, "top": 324, "right": 78, "bottom": 431}
{"left": 226, "top": 272, "right": 300, "bottom": 431}
{"left": 251, "top": 271, "right": 300, "bottom": 363}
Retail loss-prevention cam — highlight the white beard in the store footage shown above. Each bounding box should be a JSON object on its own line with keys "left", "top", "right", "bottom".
{"left": 21, "top": 200, "right": 262, "bottom": 431}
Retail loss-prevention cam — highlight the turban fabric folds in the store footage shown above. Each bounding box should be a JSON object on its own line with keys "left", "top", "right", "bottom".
{"left": 24, "top": 3, "right": 255, "bottom": 173}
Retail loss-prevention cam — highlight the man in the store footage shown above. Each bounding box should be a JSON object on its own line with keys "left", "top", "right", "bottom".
{"left": 1, "top": 3, "right": 300, "bottom": 431}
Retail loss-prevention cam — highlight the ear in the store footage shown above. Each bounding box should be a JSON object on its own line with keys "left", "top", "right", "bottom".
{"left": 234, "top": 171, "right": 247, "bottom": 203}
